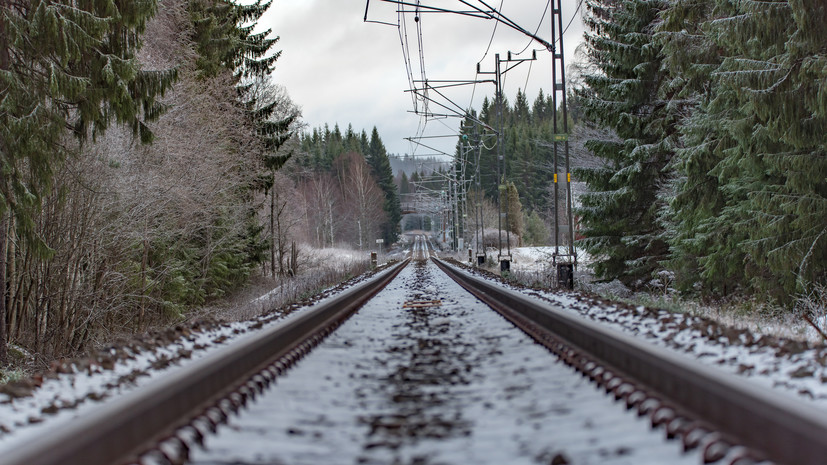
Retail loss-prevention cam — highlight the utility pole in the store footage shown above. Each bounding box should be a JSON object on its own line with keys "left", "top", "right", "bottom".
{"left": 461, "top": 115, "right": 488, "bottom": 266}
{"left": 550, "top": 0, "right": 576, "bottom": 289}
{"left": 453, "top": 165, "right": 459, "bottom": 251}
{"left": 478, "top": 51, "right": 536, "bottom": 272}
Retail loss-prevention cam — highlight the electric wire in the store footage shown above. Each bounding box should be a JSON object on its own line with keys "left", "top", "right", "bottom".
{"left": 395, "top": 1, "right": 429, "bottom": 156}
{"left": 415, "top": 0, "right": 429, "bottom": 118}
{"left": 476, "top": 0, "right": 504, "bottom": 64}
{"left": 561, "top": 0, "right": 585, "bottom": 40}
{"left": 398, "top": 8, "right": 418, "bottom": 112}
{"left": 524, "top": 58, "right": 533, "bottom": 94}
{"left": 414, "top": 2, "right": 431, "bottom": 156}
{"left": 468, "top": 0, "right": 504, "bottom": 115}
{"left": 465, "top": 0, "right": 537, "bottom": 41}
{"left": 515, "top": 0, "right": 550, "bottom": 56}
{"left": 549, "top": 0, "right": 585, "bottom": 51}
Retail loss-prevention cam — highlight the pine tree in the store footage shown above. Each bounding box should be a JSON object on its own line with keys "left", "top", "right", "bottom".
{"left": 0, "top": 0, "right": 176, "bottom": 363}
{"left": 575, "top": 0, "right": 672, "bottom": 287}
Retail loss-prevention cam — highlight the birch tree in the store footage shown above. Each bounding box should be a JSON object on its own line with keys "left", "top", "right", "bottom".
{"left": 338, "top": 152, "right": 386, "bottom": 249}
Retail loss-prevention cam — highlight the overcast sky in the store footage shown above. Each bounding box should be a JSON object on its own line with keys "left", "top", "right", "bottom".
{"left": 261, "top": 1, "right": 587, "bottom": 157}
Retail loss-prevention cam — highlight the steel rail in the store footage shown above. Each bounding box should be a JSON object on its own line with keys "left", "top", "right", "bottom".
{"left": 4, "top": 259, "right": 410, "bottom": 465}
{"left": 432, "top": 257, "right": 827, "bottom": 465}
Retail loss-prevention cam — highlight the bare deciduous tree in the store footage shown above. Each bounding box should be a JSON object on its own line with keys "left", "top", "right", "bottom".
{"left": 300, "top": 174, "right": 341, "bottom": 248}
{"left": 334, "top": 152, "right": 386, "bottom": 249}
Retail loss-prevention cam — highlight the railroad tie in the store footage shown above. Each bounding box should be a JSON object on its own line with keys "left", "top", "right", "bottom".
{"left": 402, "top": 299, "right": 442, "bottom": 309}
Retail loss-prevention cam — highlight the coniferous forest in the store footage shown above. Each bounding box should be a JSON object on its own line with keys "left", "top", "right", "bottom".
{"left": 574, "top": 0, "right": 826, "bottom": 304}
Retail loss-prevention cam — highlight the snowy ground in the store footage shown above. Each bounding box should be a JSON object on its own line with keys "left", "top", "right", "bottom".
{"left": 0, "top": 251, "right": 389, "bottom": 452}
{"left": 504, "top": 246, "right": 823, "bottom": 343}
{"left": 189, "top": 256, "right": 700, "bottom": 465}
{"left": 441, "top": 246, "right": 827, "bottom": 410}
{"left": 0, "top": 320, "right": 254, "bottom": 447}
{"left": 1, "top": 239, "right": 823, "bottom": 460}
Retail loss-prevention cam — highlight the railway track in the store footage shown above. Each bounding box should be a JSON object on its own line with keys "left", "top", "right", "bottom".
{"left": 5, "top": 236, "right": 826, "bottom": 465}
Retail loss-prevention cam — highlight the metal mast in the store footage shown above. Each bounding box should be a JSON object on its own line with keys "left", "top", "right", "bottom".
{"left": 551, "top": 0, "right": 576, "bottom": 289}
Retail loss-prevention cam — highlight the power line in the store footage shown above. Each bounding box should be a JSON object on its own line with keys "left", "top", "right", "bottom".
{"left": 562, "top": 0, "right": 585, "bottom": 39}
{"left": 476, "top": 0, "right": 504, "bottom": 64}
{"left": 468, "top": 0, "right": 503, "bottom": 115}
{"left": 398, "top": 9, "right": 418, "bottom": 111}
{"left": 516, "top": 1, "right": 550, "bottom": 56}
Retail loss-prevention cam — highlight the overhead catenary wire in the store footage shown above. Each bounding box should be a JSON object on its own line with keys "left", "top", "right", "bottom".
{"left": 476, "top": 0, "right": 504, "bottom": 64}
{"left": 373, "top": 0, "right": 565, "bottom": 127}
{"left": 415, "top": 0, "right": 429, "bottom": 117}
{"left": 521, "top": 0, "right": 584, "bottom": 95}
{"left": 563, "top": 0, "right": 585, "bottom": 38}
{"left": 397, "top": 2, "right": 432, "bottom": 157}
{"left": 515, "top": 0, "right": 550, "bottom": 56}
{"left": 469, "top": 0, "right": 504, "bottom": 113}
{"left": 398, "top": 8, "right": 418, "bottom": 112}
{"left": 514, "top": 0, "right": 583, "bottom": 57}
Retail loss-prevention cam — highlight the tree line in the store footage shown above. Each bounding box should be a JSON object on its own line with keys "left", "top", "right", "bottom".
{"left": 451, "top": 90, "right": 571, "bottom": 249}
{"left": 447, "top": 0, "right": 824, "bottom": 306}
{"left": 280, "top": 123, "right": 402, "bottom": 250}
{"left": 575, "top": 0, "right": 826, "bottom": 305}
{"left": 457, "top": 89, "right": 577, "bottom": 216}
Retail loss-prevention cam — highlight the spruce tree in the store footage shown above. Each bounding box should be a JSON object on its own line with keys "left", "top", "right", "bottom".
{"left": 761, "top": 0, "right": 827, "bottom": 297}
{"left": 532, "top": 89, "right": 548, "bottom": 122}
{"left": 513, "top": 89, "right": 531, "bottom": 124}
{"left": 189, "top": 0, "right": 280, "bottom": 80}
{"left": 575, "top": 0, "right": 672, "bottom": 287}
{"left": 189, "top": 0, "right": 288, "bottom": 163}
{"left": 704, "top": 0, "right": 826, "bottom": 301}
{"left": 655, "top": 0, "right": 744, "bottom": 294}
{"left": 189, "top": 0, "right": 293, "bottom": 281}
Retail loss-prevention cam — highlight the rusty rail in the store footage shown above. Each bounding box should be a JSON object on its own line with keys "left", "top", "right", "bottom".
{"left": 4, "top": 259, "right": 410, "bottom": 465}
{"left": 433, "top": 257, "right": 827, "bottom": 465}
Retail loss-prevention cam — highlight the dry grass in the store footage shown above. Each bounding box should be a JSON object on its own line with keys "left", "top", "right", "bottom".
{"left": 193, "top": 249, "right": 372, "bottom": 323}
